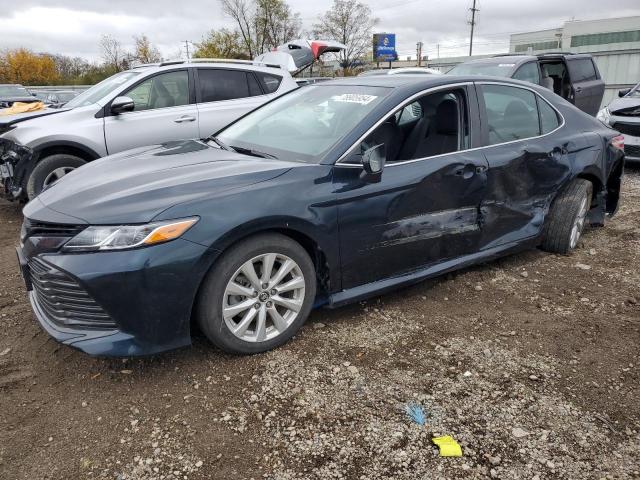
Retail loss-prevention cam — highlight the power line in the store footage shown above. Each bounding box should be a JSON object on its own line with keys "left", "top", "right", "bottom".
{"left": 468, "top": 0, "right": 479, "bottom": 56}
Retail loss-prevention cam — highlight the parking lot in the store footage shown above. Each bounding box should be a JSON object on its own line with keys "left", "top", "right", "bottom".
{"left": 0, "top": 167, "right": 637, "bottom": 479}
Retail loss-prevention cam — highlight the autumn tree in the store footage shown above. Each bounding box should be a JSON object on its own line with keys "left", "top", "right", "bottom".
{"left": 313, "top": 0, "right": 378, "bottom": 74}
{"left": 133, "top": 35, "right": 162, "bottom": 64}
{"left": 219, "top": 0, "right": 301, "bottom": 58}
{"left": 0, "top": 49, "right": 59, "bottom": 85}
{"left": 193, "top": 29, "right": 249, "bottom": 59}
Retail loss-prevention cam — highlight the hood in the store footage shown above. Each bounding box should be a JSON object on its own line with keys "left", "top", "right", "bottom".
{"left": 25, "top": 140, "right": 299, "bottom": 225}
{"left": 608, "top": 97, "right": 640, "bottom": 116}
{"left": 0, "top": 106, "right": 70, "bottom": 127}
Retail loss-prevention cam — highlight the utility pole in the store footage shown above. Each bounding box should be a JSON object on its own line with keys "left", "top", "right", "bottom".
{"left": 416, "top": 42, "right": 423, "bottom": 67}
{"left": 468, "top": 0, "right": 478, "bottom": 56}
{"left": 183, "top": 40, "right": 191, "bottom": 60}
{"left": 437, "top": 43, "right": 440, "bottom": 59}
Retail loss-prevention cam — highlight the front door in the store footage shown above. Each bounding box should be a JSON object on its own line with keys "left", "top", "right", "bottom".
{"left": 335, "top": 86, "right": 488, "bottom": 290}
{"left": 104, "top": 69, "right": 199, "bottom": 154}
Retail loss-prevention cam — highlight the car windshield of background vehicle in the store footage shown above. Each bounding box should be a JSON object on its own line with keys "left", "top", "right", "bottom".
{"left": 216, "top": 85, "right": 391, "bottom": 163}
{"left": 448, "top": 63, "right": 515, "bottom": 77}
{"left": 0, "top": 85, "right": 31, "bottom": 96}
{"left": 64, "top": 71, "right": 141, "bottom": 108}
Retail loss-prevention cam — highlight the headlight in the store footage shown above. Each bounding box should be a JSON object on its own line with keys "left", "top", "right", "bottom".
{"left": 62, "top": 217, "right": 198, "bottom": 252}
{"left": 596, "top": 107, "right": 611, "bottom": 125}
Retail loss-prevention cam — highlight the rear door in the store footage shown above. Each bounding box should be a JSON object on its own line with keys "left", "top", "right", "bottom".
{"left": 476, "top": 82, "right": 571, "bottom": 248}
{"left": 566, "top": 57, "right": 604, "bottom": 115}
{"left": 195, "top": 68, "right": 282, "bottom": 137}
{"left": 103, "top": 69, "right": 198, "bottom": 154}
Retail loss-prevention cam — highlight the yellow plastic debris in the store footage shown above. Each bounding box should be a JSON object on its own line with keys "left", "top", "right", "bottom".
{"left": 0, "top": 101, "right": 45, "bottom": 116}
{"left": 432, "top": 435, "right": 463, "bottom": 457}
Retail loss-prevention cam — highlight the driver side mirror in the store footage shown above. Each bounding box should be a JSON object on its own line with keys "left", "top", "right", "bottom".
{"left": 362, "top": 144, "right": 386, "bottom": 175}
{"left": 111, "top": 96, "right": 135, "bottom": 114}
{"left": 618, "top": 88, "right": 631, "bottom": 98}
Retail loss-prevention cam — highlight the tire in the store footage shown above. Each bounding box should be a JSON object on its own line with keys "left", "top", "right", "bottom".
{"left": 541, "top": 179, "right": 593, "bottom": 254}
{"left": 195, "top": 233, "right": 316, "bottom": 354}
{"left": 27, "top": 154, "right": 87, "bottom": 199}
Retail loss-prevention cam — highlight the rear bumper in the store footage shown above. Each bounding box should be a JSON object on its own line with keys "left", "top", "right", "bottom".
{"left": 20, "top": 239, "right": 219, "bottom": 356}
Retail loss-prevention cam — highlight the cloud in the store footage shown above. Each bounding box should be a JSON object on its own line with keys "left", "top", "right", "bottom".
{"left": 0, "top": 0, "right": 639, "bottom": 61}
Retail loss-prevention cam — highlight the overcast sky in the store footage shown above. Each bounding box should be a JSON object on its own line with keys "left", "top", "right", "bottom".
{"left": 1, "top": 0, "right": 639, "bottom": 62}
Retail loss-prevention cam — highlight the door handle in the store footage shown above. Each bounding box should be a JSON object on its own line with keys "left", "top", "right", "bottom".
{"left": 575, "top": 86, "right": 583, "bottom": 93}
{"left": 454, "top": 164, "right": 479, "bottom": 179}
{"left": 174, "top": 115, "right": 196, "bottom": 123}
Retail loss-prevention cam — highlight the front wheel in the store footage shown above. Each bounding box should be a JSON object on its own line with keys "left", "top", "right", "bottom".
{"left": 195, "top": 233, "right": 316, "bottom": 354}
{"left": 27, "top": 154, "right": 87, "bottom": 199}
{"left": 541, "top": 179, "right": 593, "bottom": 254}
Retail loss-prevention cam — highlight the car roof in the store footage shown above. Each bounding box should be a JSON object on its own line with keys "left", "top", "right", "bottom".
{"left": 461, "top": 55, "right": 536, "bottom": 66}
{"left": 128, "top": 60, "right": 287, "bottom": 76}
{"left": 313, "top": 74, "right": 552, "bottom": 96}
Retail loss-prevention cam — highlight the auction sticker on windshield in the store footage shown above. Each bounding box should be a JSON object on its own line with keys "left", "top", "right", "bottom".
{"left": 331, "top": 94, "right": 378, "bottom": 105}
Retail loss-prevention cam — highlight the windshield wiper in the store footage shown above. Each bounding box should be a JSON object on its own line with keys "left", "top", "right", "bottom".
{"left": 230, "top": 146, "right": 278, "bottom": 159}
{"left": 208, "top": 135, "right": 235, "bottom": 152}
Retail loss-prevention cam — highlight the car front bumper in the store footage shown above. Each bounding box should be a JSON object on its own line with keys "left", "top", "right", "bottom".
{"left": 18, "top": 238, "right": 218, "bottom": 356}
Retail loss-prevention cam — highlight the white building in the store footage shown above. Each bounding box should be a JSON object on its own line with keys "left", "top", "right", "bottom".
{"left": 510, "top": 16, "right": 640, "bottom": 105}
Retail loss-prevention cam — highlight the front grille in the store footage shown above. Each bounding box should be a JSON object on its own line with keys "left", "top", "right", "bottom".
{"left": 625, "top": 144, "right": 640, "bottom": 158}
{"left": 29, "top": 256, "right": 116, "bottom": 329}
{"left": 22, "top": 218, "right": 85, "bottom": 240}
{"left": 613, "top": 122, "right": 640, "bottom": 137}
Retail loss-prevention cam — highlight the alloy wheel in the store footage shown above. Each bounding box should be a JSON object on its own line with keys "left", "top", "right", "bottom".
{"left": 222, "top": 253, "right": 306, "bottom": 343}
{"left": 43, "top": 166, "right": 76, "bottom": 187}
{"left": 569, "top": 196, "right": 588, "bottom": 249}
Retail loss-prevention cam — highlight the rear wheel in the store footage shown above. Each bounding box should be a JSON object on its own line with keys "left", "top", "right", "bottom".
{"left": 541, "top": 179, "right": 593, "bottom": 254}
{"left": 27, "top": 154, "right": 87, "bottom": 199}
{"left": 196, "top": 233, "right": 316, "bottom": 354}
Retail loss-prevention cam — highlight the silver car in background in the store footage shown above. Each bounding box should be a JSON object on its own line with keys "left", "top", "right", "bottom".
{"left": 0, "top": 60, "right": 298, "bottom": 200}
{"left": 598, "top": 82, "right": 640, "bottom": 163}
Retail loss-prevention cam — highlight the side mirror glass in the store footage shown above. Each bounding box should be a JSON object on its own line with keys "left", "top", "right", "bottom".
{"left": 111, "top": 96, "right": 135, "bottom": 114}
{"left": 618, "top": 88, "right": 631, "bottom": 98}
{"left": 361, "top": 144, "right": 386, "bottom": 174}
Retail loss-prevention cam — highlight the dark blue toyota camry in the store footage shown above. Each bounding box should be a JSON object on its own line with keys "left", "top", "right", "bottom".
{"left": 16, "top": 75, "right": 625, "bottom": 356}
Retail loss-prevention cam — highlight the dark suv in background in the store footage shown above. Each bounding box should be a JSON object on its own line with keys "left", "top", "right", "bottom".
{"left": 448, "top": 53, "right": 605, "bottom": 116}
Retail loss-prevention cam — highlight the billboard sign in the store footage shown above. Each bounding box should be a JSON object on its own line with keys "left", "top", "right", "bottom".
{"left": 373, "top": 33, "right": 397, "bottom": 61}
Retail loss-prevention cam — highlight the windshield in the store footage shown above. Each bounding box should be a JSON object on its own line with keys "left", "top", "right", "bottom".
{"left": 64, "top": 71, "right": 141, "bottom": 108}
{"left": 57, "top": 92, "right": 77, "bottom": 102}
{"left": 0, "top": 85, "right": 31, "bottom": 97}
{"left": 448, "top": 62, "right": 515, "bottom": 77}
{"left": 216, "top": 85, "right": 390, "bottom": 163}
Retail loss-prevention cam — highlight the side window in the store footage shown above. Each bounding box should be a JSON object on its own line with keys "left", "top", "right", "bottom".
{"left": 247, "top": 73, "right": 263, "bottom": 96}
{"left": 124, "top": 70, "right": 189, "bottom": 111}
{"left": 568, "top": 59, "right": 597, "bottom": 82}
{"left": 198, "top": 69, "right": 251, "bottom": 102}
{"left": 255, "top": 73, "right": 283, "bottom": 94}
{"left": 481, "top": 84, "right": 540, "bottom": 145}
{"left": 537, "top": 97, "right": 561, "bottom": 134}
{"left": 513, "top": 62, "right": 541, "bottom": 85}
{"left": 354, "top": 89, "right": 468, "bottom": 163}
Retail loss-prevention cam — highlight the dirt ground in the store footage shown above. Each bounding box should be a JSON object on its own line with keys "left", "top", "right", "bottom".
{"left": 0, "top": 168, "right": 639, "bottom": 480}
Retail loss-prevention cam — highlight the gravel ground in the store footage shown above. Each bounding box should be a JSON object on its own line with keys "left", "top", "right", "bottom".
{"left": 0, "top": 168, "right": 639, "bottom": 480}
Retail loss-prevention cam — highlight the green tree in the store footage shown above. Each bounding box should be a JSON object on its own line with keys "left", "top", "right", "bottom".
{"left": 193, "top": 29, "right": 249, "bottom": 59}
